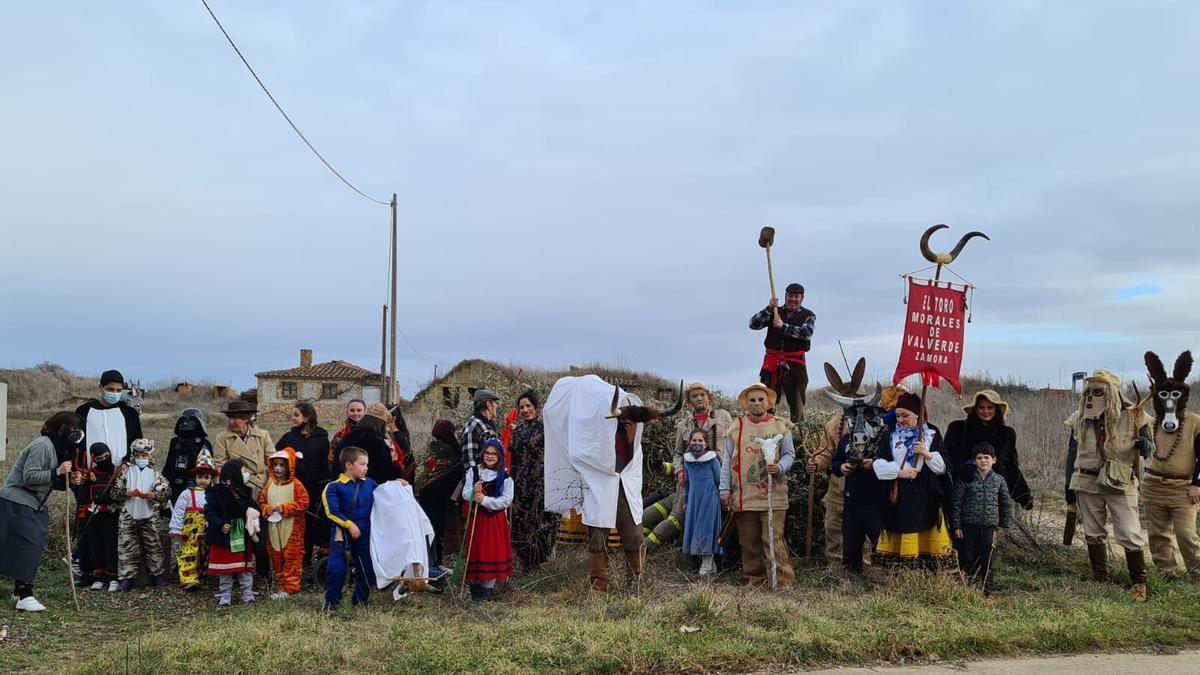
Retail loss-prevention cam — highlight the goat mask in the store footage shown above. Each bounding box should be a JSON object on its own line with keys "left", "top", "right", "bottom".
{"left": 1145, "top": 350, "right": 1192, "bottom": 433}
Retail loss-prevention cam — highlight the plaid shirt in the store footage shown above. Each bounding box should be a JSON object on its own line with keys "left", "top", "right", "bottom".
{"left": 749, "top": 305, "right": 815, "bottom": 341}
{"left": 460, "top": 413, "right": 498, "bottom": 470}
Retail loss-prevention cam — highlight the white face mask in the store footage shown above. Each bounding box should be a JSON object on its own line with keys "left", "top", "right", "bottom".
{"left": 241, "top": 470, "right": 253, "bottom": 484}
{"left": 134, "top": 458, "right": 149, "bottom": 469}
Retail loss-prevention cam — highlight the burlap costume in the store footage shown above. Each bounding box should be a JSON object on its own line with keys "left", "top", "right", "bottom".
{"left": 721, "top": 384, "right": 796, "bottom": 586}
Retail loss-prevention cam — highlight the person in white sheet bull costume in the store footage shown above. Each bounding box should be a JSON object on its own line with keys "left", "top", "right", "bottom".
{"left": 543, "top": 375, "right": 682, "bottom": 591}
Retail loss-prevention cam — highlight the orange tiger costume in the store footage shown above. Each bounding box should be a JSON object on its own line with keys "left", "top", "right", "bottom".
{"left": 259, "top": 447, "right": 309, "bottom": 595}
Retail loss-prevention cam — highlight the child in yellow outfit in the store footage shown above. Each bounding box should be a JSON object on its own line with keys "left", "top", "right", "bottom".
{"left": 169, "top": 448, "right": 217, "bottom": 590}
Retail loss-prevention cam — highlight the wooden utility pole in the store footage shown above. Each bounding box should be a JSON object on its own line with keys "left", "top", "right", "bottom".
{"left": 380, "top": 304, "right": 388, "bottom": 402}
{"left": 389, "top": 193, "right": 399, "bottom": 405}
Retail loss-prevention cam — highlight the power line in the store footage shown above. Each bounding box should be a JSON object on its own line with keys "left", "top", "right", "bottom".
{"left": 200, "top": 0, "right": 390, "bottom": 206}
{"left": 398, "top": 326, "right": 436, "bottom": 366}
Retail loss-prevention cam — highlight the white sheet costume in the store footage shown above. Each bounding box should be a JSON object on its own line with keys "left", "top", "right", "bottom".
{"left": 369, "top": 480, "right": 435, "bottom": 596}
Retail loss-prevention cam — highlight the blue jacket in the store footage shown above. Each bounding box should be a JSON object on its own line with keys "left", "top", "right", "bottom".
{"left": 322, "top": 474, "right": 377, "bottom": 538}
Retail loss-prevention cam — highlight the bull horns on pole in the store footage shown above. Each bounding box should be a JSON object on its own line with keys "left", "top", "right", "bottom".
{"left": 919, "top": 224, "right": 990, "bottom": 266}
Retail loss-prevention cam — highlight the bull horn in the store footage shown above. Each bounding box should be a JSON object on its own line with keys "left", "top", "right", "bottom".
{"left": 920, "top": 224, "right": 990, "bottom": 265}
{"left": 865, "top": 383, "right": 882, "bottom": 407}
{"left": 824, "top": 390, "right": 858, "bottom": 407}
{"left": 607, "top": 384, "right": 621, "bottom": 418}
{"left": 651, "top": 380, "right": 685, "bottom": 420}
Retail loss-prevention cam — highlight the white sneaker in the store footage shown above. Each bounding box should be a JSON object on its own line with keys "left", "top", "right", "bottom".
{"left": 698, "top": 556, "right": 716, "bottom": 576}
{"left": 90, "top": 581, "right": 105, "bottom": 591}
{"left": 270, "top": 591, "right": 290, "bottom": 601}
{"left": 15, "top": 596, "right": 46, "bottom": 612}
{"left": 108, "top": 581, "right": 120, "bottom": 592}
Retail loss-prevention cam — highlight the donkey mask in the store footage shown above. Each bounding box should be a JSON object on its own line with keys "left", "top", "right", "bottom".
{"left": 824, "top": 359, "right": 886, "bottom": 466}
{"left": 1145, "top": 350, "right": 1193, "bottom": 433}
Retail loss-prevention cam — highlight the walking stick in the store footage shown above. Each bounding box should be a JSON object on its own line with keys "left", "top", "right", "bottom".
{"left": 458, "top": 487, "right": 481, "bottom": 596}
{"left": 64, "top": 486, "right": 81, "bottom": 611}
{"left": 805, "top": 469, "right": 815, "bottom": 558}
{"left": 765, "top": 473, "right": 778, "bottom": 592}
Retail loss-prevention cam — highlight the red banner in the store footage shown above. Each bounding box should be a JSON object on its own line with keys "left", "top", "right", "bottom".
{"left": 893, "top": 278, "right": 968, "bottom": 394}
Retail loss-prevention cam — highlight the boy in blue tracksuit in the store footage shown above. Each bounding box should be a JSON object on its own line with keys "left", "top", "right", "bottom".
{"left": 322, "top": 445, "right": 378, "bottom": 609}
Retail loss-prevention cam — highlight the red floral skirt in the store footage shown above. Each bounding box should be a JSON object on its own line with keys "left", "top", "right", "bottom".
{"left": 207, "top": 543, "right": 252, "bottom": 575}
{"left": 465, "top": 508, "right": 513, "bottom": 581}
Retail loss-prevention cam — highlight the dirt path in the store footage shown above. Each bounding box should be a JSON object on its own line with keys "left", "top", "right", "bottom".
{"left": 801, "top": 649, "right": 1200, "bottom": 674}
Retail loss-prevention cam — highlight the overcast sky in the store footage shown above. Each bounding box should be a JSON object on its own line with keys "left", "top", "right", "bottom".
{"left": 2, "top": 1, "right": 1198, "bottom": 399}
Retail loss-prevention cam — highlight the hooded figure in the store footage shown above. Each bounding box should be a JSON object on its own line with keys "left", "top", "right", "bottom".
{"left": 260, "top": 448, "right": 309, "bottom": 598}
{"left": 1064, "top": 369, "right": 1154, "bottom": 602}
{"left": 164, "top": 408, "right": 212, "bottom": 505}
{"left": 205, "top": 459, "right": 258, "bottom": 605}
{"left": 544, "top": 375, "right": 681, "bottom": 591}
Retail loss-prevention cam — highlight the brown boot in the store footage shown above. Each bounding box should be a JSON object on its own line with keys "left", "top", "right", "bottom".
{"left": 625, "top": 546, "right": 646, "bottom": 578}
{"left": 589, "top": 551, "right": 609, "bottom": 592}
{"left": 1126, "top": 549, "right": 1148, "bottom": 603}
{"left": 1087, "top": 543, "right": 1109, "bottom": 582}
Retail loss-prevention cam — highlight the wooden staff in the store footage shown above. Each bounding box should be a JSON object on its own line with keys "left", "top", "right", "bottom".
{"left": 64, "top": 483, "right": 81, "bottom": 611}
{"left": 805, "top": 469, "right": 815, "bottom": 558}
{"left": 758, "top": 227, "right": 780, "bottom": 322}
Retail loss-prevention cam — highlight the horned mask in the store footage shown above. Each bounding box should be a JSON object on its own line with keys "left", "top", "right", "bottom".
{"left": 1145, "top": 350, "right": 1192, "bottom": 434}
{"left": 608, "top": 380, "right": 684, "bottom": 424}
{"left": 824, "top": 359, "right": 885, "bottom": 463}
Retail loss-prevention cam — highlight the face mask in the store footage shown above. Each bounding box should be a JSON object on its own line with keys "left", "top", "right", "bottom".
{"left": 134, "top": 458, "right": 149, "bottom": 469}
{"left": 689, "top": 442, "right": 705, "bottom": 452}
{"left": 66, "top": 429, "right": 84, "bottom": 445}
{"left": 96, "top": 459, "right": 114, "bottom": 471}
{"left": 241, "top": 471, "right": 253, "bottom": 484}
{"left": 103, "top": 391, "right": 123, "bottom": 405}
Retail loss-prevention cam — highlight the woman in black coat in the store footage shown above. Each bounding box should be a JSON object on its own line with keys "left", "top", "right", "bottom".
{"left": 340, "top": 407, "right": 399, "bottom": 484}
{"left": 275, "top": 401, "right": 331, "bottom": 567}
{"left": 943, "top": 389, "right": 1033, "bottom": 510}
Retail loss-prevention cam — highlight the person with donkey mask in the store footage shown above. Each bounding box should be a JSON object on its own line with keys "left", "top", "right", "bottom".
{"left": 1142, "top": 351, "right": 1200, "bottom": 581}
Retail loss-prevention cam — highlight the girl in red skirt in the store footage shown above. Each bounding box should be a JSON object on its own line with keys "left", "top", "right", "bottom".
{"left": 463, "top": 439, "right": 514, "bottom": 602}
{"left": 204, "top": 459, "right": 258, "bottom": 606}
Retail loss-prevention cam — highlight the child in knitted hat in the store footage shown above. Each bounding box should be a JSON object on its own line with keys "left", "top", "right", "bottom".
{"left": 169, "top": 448, "right": 217, "bottom": 590}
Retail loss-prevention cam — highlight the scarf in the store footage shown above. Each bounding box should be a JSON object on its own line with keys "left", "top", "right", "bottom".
{"left": 891, "top": 425, "right": 919, "bottom": 468}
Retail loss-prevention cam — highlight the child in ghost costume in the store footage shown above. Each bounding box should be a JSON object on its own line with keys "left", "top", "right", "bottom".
{"left": 259, "top": 448, "right": 309, "bottom": 599}
{"left": 111, "top": 438, "right": 171, "bottom": 590}
{"left": 370, "top": 477, "right": 436, "bottom": 600}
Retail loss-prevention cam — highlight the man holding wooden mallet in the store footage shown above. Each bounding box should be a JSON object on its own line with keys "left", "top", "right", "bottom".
{"left": 749, "top": 282, "right": 816, "bottom": 421}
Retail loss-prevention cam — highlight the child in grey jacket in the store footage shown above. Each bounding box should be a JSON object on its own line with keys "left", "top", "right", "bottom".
{"left": 952, "top": 442, "right": 1013, "bottom": 596}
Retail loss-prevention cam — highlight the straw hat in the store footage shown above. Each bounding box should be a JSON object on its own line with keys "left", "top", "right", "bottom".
{"left": 737, "top": 383, "right": 777, "bottom": 410}
{"left": 963, "top": 389, "right": 1010, "bottom": 417}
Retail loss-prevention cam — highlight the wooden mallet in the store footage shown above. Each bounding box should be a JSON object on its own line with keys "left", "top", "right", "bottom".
{"left": 758, "top": 227, "right": 781, "bottom": 322}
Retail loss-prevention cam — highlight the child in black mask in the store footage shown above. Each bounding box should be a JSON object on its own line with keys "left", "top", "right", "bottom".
{"left": 164, "top": 408, "right": 212, "bottom": 505}
{"left": 74, "top": 442, "right": 121, "bottom": 591}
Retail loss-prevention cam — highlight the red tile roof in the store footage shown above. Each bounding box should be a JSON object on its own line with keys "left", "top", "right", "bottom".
{"left": 255, "top": 360, "right": 382, "bottom": 384}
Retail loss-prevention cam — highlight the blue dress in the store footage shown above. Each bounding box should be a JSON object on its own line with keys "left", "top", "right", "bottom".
{"left": 681, "top": 454, "right": 723, "bottom": 556}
